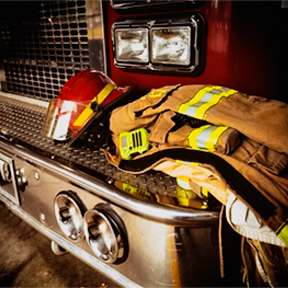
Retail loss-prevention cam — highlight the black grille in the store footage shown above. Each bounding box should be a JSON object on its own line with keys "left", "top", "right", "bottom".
{"left": 0, "top": 0, "right": 90, "bottom": 101}
{"left": 132, "top": 130, "right": 143, "bottom": 149}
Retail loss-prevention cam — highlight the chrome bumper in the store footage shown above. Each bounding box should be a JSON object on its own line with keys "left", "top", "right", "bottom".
{"left": 0, "top": 92, "right": 226, "bottom": 287}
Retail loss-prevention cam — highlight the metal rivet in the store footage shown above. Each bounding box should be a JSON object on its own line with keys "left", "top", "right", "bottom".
{"left": 20, "top": 167, "right": 25, "bottom": 175}
{"left": 34, "top": 172, "right": 40, "bottom": 180}
{"left": 40, "top": 213, "right": 46, "bottom": 221}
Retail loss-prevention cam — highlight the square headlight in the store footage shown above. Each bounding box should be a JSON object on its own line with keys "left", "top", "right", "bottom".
{"left": 112, "top": 14, "right": 205, "bottom": 74}
{"left": 114, "top": 28, "right": 149, "bottom": 64}
{"left": 151, "top": 27, "right": 191, "bottom": 66}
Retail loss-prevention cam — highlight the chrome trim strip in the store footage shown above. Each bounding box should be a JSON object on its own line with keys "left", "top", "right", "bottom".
{"left": 0, "top": 194, "right": 140, "bottom": 288}
{"left": 0, "top": 136, "right": 219, "bottom": 225}
{"left": 100, "top": 0, "right": 108, "bottom": 75}
{"left": 0, "top": 91, "right": 49, "bottom": 108}
{"left": 0, "top": 153, "right": 19, "bottom": 206}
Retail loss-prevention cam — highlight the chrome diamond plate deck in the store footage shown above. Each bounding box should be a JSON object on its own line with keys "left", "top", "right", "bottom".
{"left": 0, "top": 94, "right": 178, "bottom": 197}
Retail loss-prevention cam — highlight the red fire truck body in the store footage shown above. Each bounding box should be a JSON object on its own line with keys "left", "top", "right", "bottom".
{"left": 0, "top": 1, "right": 287, "bottom": 287}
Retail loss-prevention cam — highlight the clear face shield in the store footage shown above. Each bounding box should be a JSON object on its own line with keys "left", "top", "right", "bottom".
{"left": 41, "top": 98, "right": 93, "bottom": 141}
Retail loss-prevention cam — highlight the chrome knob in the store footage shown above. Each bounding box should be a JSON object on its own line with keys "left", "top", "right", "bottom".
{"left": 54, "top": 191, "right": 86, "bottom": 242}
{"left": 84, "top": 204, "right": 128, "bottom": 264}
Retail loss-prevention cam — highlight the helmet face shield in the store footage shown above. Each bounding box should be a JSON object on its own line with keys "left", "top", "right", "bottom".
{"left": 41, "top": 98, "right": 92, "bottom": 141}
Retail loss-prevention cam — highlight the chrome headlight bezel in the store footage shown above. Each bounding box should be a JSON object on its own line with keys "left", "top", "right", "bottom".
{"left": 112, "top": 14, "right": 206, "bottom": 74}
{"left": 110, "top": 0, "right": 203, "bottom": 13}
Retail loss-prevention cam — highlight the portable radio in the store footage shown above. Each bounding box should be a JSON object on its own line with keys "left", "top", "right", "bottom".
{"left": 119, "top": 128, "right": 149, "bottom": 160}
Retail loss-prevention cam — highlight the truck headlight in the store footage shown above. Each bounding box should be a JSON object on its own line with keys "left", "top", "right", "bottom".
{"left": 114, "top": 28, "right": 149, "bottom": 63}
{"left": 112, "top": 14, "right": 205, "bottom": 74}
{"left": 54, "top": 191, "right": 86, "bottom": 242}
{"left": 151, "top": 27, "right": 191, "bottom": 66}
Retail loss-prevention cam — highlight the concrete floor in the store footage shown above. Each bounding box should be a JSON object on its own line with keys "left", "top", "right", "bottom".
{"left": 0, "top": 201, "right": 119, "bottom": 288}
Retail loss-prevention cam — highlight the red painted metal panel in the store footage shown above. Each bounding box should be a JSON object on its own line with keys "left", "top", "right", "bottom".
{"left": 104, "top": 0, "right": 288, "bottom": 101}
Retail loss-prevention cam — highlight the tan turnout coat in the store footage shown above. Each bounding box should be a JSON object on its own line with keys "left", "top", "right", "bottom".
{"left": 103, "top": 84, "right": 288, "bottom": 243}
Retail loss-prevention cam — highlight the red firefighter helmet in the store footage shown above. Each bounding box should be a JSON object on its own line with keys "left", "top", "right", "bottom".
{"left": 41, "top": 69, "right": 135, "bottom": 143}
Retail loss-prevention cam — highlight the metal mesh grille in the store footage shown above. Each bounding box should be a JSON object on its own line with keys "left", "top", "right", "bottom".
{"left": 0, "top": 0, "right": 90, "bottom": 101}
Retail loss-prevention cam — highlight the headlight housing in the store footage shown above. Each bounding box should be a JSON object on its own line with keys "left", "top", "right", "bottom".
{"left": 150, "top": 27, "right": 191, "bottom": 66}
{"left": 114, "top": 28, "right": 149, "bottom": 64}
{"left": 112, "top": 14, "right": 206, "bottom": 74}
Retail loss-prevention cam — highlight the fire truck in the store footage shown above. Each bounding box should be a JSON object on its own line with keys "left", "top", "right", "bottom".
{"left": 0, "top": 1, "right": 287, "bottom": 287}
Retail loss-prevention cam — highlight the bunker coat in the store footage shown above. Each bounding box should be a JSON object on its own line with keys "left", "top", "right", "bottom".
{"left": 103, "top": 84, "right": 288, "bottom": 246}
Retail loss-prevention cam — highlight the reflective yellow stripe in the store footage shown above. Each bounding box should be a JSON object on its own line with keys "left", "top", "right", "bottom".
{"left": 187, "top": 125, "right": 229, "bottom": 151}
{"left": 177, "top": 86, "right": 216, "bottom": 114}
{"left": 175, "top": 160, "right": 199, "bottom": 166}
{"left": 97, "top": 82, "right": 116, "bottom": 104}
{"left": 187, "top": 125, "right": 210, "bottom": 150}
{"left": 149, "top": 87, "right": 172, "bottom": 98}
{"left": 122, "top": 183, "right": 152, "bottom": 201}
{"left": 201, "top": 187, "right": 209, "bottom": 197}
{"left": 141, "top": 87, "right": 172, "bottom": 100}
{"left": 205, "top": 126, "right": 229, "bottom": 150}
{"left": 276, "top": 221, "right": 288, "bottom": 245}
{"left": 195, "top": 89, "right": 237, "bottom": 119}
{"left": 177, "top": 86, "right": 237, "bottom": 120}
{"left": 176, "top": 177, "right": 191, "bottom": 190}
{"left": 73, "top": 82, "right": 115, "bottom": 127}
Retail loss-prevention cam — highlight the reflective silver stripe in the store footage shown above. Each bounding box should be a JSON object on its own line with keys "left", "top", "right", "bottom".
{"left": 177, "top": 86, "right": 237, "bottom": 120}
{"left": 187, "top": 125, "right": 229, "bottom": 151}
